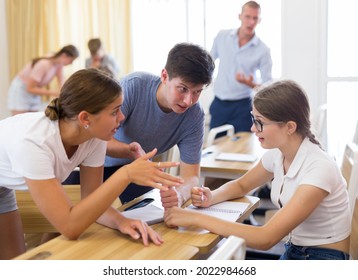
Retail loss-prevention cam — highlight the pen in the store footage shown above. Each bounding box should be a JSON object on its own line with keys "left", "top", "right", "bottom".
{"left": 200, "top": 184, "right": 204, "bottom": 201}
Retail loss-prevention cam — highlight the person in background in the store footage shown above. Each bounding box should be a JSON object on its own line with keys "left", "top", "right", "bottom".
{"left": 209, "top": 1, "right": 272, "bottom": 133}
{"left": 165, "top": 80, "right": 351, "bottom": 260}
{"left": 0, "top": 69, "right": 183, "bottom": 260}
{"left": 86, "top": 38, "right": 120, "bottom": 78}
{"left": 104, "top": 42, "right": 215, "bottom": 207}
{"left": 7, "top": 45, "right": 79, "bottom": 116}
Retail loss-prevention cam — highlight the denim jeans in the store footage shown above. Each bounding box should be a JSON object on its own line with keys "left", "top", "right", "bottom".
{"left": 280, "top": 241, "right": 350, "bottom": 260}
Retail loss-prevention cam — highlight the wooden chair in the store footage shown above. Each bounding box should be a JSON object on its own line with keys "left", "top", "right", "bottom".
{"left": 15, "top": 185, "right": 84, "bottom": 234}
{"left": 16, "top": 185, "right": 120, "bottom": 249}
{"left": 207, "top": 235, "right": 246, "bottom": 260}
{"left": 350, "top": 197, "right": 358, "bottom": 260}
{"left": 341, "top": 142, "right": 358, "bottom": 216}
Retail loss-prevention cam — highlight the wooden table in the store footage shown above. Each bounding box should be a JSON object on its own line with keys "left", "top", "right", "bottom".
{"left": 14, "top": 189, "right": 259, "bottom": 260}
{"left": 14, "top": 222, "right": 199, "bottom": 260}
{"left": 200, "top": 132, "right": 265, "bottom": 183}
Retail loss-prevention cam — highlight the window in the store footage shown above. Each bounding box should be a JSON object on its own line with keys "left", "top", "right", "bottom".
{"left": 130, "top": 0, "right": 188, "bottom": 74}
{"left": 327, "top": 0, "right": 358, "bottom": 160}
{"left": 131, "top": 0, "right": 281, "bottom": 78}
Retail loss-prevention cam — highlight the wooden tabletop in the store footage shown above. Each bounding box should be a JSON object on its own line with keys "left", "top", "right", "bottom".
{"left": 200, "top": 132, "right": 265, "bottom": 180}
{"left": 120, "top": 190, "right": 259, "bottom": 254}
{"left": 14, "top": 190, "right": 259, "bottom": 260}
{"left": 14, "top": 222, "right": 199, "bottom": 260}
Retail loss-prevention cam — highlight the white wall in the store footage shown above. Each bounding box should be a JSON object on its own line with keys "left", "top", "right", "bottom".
{"left": 0, "top": 0, "right": 327, "bottom": 121}
{"left": 0, "top": 0, "right": 10, "bottom": 120}
{"left": 281, "top": 0, "right": 326, "bottom": 111}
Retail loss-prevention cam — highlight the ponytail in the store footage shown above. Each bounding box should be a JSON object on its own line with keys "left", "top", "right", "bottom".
{"left": 306, "top": 130, "right": 323, "bottom": 150}
{"left": 45, "top": 98, "right": 62, "bottom": 121}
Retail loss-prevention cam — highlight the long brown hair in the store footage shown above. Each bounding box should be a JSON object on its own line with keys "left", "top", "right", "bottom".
{"left": 31, "top": 45, "right": 79, "bottom": 67}
{"left": 253, "top": 80, "right": 321, "bottom": 147}
{"left": 45, "top": 68, "right": 121, "bottom": 121}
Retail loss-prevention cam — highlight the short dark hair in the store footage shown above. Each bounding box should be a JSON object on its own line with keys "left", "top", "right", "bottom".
{"left": 88, "top": 38, "right": 102, "bottom": 56}
{"left": 45, "top": 68, "right": 122, "bottom": 121}
{"left": 164, "top": 42, "right": 215, "bottom": 85}
{"left": 242, "top": 1, "right": 261, "bottom": 12}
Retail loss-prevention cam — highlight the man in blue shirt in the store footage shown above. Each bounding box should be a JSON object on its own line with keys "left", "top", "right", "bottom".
{"left": 105, "top": 43, "right": 215, "bottom": 206}
{"left": 209, "top": 1, "right": 272, "bottom": 133}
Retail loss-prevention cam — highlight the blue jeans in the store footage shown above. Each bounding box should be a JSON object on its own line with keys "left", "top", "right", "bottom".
{"left": 280, "top": 241, "right": 350, "bottom": 260}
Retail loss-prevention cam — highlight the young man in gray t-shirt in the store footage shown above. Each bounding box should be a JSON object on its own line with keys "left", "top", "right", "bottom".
{"left": 105, "top": 43, "right": 215, "bottom": 206}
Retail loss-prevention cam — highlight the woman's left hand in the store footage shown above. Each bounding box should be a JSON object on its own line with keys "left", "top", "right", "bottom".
{"left": 117, "top": 217, "right": 164, "bottom": 246}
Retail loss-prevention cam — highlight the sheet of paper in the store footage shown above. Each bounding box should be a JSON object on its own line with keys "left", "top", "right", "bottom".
{"left": 178, "top": 201, "right": 250, "bottom": 234}
{"left": 215, "top": 152, "right": 257, "bottom": 162}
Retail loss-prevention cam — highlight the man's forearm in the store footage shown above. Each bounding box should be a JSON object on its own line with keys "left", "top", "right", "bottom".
{"left": 106, "top": 138, "right": 131, "bottom": 158}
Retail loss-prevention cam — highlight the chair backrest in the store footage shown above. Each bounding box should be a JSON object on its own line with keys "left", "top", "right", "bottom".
{"left": 350, "top": 197, "right": 358, "bottom": 260}
{"left": 205, "top": 124, "right": 235, "bottom": 148}
{"left": 16, "top": 185, "right": 121, "bottom": 233}
{"left": 341, "top": 142, "right": 358, "bottom": 215}
{"left": 353, "top": 119, "right": 358, "bottom": 145}
{"left": 207, "top": 235, "right": 246, "bottom": 260}
{"left": 311, "top": 104, "right": 328, "bottom": 149}
{"left": 15, "top": 185, "right": 82, "bottom": 233}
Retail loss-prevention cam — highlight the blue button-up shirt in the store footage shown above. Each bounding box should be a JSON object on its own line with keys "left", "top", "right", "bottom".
{"left": 210, "top": 29, "right": 272, "bottom": 100}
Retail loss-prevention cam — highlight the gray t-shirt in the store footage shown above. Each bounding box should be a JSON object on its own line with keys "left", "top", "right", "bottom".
{"left": 104, "top": 72, "right": 205, "bottom": 167}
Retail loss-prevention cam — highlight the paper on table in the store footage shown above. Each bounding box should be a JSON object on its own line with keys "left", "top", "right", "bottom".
{"left": 178, "top": 201, "right": 250, "bottom": 234}
{"left": 121, "top": 202, "right": 164, "bottom": 225}
{"left": 215, "top": 152, "right": 257, "bottom": 162}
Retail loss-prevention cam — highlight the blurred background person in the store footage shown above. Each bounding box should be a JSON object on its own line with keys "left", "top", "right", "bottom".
{"left": 209, "top": 1, "right": 272, "bottom": 134}
{"left": 86, "top": 38, "right": 120, "bottom": 78}
{"left": 7, "top": 45, "right": 79, "bottom": 116}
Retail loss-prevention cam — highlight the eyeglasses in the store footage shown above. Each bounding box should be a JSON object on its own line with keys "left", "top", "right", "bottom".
{"left": 250, "top": 112, "right": 283, "bottom": 132}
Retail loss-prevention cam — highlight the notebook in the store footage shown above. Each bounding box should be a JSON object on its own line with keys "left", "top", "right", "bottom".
{"left": 121, "top": 199, "right": 164, "bottom": 225}
{"left": 215, "top": 152, "right": 257, "bottom": 162}
{"left": 179, "top": 201, "right": 250, "bottom": 234}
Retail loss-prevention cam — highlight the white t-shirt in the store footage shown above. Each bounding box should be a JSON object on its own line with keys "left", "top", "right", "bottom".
{"left": 0, "top": 112, "right": 106, "bottom": 190}
{"left": 261, "top": 138, "right": 351, "bottom": 246}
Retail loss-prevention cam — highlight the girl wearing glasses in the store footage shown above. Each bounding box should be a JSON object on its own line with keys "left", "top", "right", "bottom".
{"left": 165, "top": 80, "right": 351, "bottom": 260}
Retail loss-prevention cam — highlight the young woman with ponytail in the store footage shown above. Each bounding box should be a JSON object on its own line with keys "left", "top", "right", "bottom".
{"left": 7, "top": 45, "right": 79, "bottom": 116}
{"left": 0, "top": 69, "right": 183, "bottom": 259}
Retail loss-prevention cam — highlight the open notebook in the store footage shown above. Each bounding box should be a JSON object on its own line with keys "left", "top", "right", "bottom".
{"left": 121, "top": 199, "right": 164, "bottom": 225}
{"left": 179, "top": 201, "right": 250, "bottom": 234}
{"left": 121, "top": 195, "right": 250, "bottom": 233}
